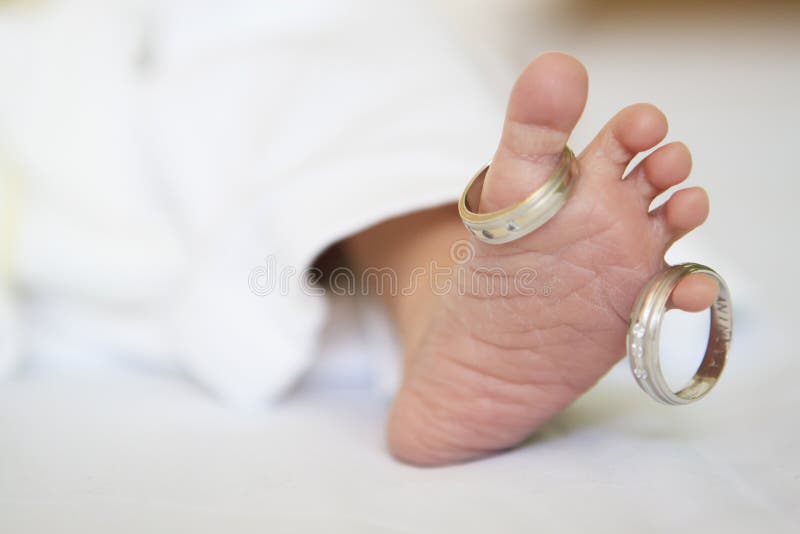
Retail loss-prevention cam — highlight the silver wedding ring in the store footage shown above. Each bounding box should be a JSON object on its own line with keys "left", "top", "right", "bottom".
{"left": 458, "top": 146, "right": 578, "bottom": 245}
{"left": 627, "top": 263, "right": 733, "bottom": 405}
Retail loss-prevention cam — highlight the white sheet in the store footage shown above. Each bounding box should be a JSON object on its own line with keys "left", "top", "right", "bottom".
{"left": 0, "top": 304, "right": 796, "bottom": 532}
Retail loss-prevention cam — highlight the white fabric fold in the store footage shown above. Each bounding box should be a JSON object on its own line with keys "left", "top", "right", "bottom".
{"left": 0, "top": 0, "right": 502, "bottom": 405}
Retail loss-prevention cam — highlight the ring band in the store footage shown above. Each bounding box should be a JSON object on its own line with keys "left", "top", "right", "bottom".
{"left": 627, "top": 263, "right": 733, "bottom": 405}
{"left": 458, "top": 146, "right": 578, "bottom": 244}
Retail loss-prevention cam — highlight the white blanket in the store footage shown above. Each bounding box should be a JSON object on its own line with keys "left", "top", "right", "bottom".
{"left": 0, "top": 0, "right": 500, "bottom": 403}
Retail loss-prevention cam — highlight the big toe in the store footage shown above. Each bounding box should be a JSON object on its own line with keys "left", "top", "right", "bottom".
{"left": 480, "top": 52, "right": 588, "bottom": 213}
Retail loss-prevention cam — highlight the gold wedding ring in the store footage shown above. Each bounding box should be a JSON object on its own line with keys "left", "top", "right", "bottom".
{"left": 458, "top": 146, "right": 578, "bottom": 245}
{"left": 627, "top": 263, "right": 733, "bottom": 405}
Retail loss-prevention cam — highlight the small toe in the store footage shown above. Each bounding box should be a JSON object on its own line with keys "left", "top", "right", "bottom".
{"left": 626, "top": 141, "right": 692, "bottom": 203}
{"left": 651, "top": 186, "right": 709, "bottom": 244}
{"left": 669, "top": 273, "right": 720, "bottom": 312}
{"left": 579, "top": 103, "right": 668, "bottom": 180}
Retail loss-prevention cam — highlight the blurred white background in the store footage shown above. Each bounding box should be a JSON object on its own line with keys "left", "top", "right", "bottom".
{"left": 1, "top": 0, "right": 798, "bottom": 532}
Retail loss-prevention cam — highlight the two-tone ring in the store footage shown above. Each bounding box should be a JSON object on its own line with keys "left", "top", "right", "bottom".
{"left": 627, "top": 263, "right": 733, "bottom": 405}
{"left": 458, "top": 146, "right": 578, "bottom": 245}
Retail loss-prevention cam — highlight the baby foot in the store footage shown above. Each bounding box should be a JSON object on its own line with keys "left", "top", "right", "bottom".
{"left": 388, "top": 53, "right": 719, "bottom": 465}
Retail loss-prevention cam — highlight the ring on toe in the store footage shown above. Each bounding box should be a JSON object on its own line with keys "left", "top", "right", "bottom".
{"left": 458, "top": 146, "right": 733, "bottom": 406}
{"left": 627, "top": 263, "right": 733, "bottom": 405}
{"left": 458, "top": 146, "right": 578, "bottom": 244}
